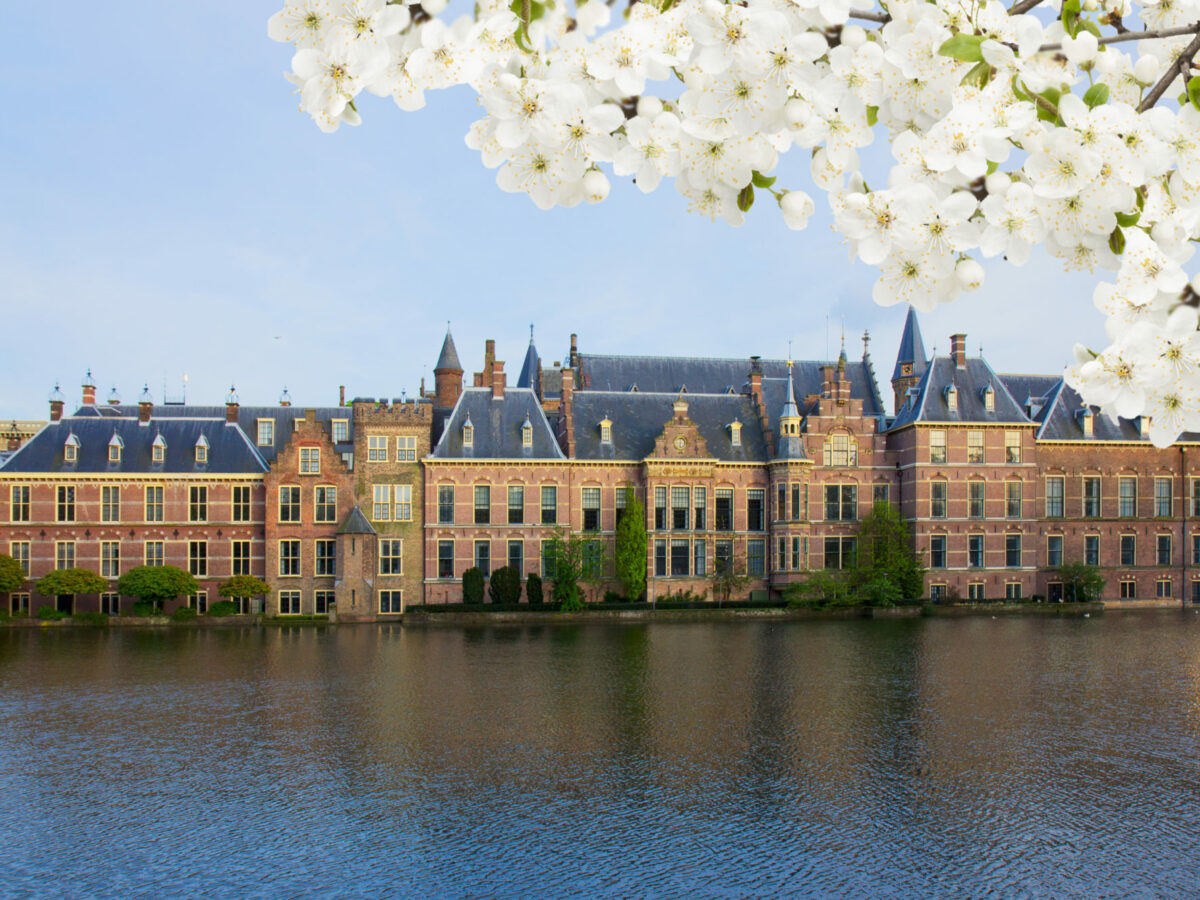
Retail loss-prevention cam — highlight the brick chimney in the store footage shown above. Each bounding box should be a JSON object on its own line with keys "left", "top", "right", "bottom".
{"left": 225, "top": 386, "right": 239, "bottom": 425}
{"left": 49, "top": 383, "right": 64, "bottom": 422}
{"left": 138, "top": 386, "right": 153, "bottom": 425}
{"left": 559, "top": 366, "right": 575, "bottom": 457}
{"left": 951, "top": 334, "right": 967, "bottom": 368}
{"left": 569, "top": 333, "right": 579, "bottom": 369}
{"left": 81, "top": 370, "right": 96, "bottom": 406}
{"left": 748, "top": 356, "right": 764, "bottom": 410}
{"left": 491, "top": 361, "right": 506, "bottom": 399}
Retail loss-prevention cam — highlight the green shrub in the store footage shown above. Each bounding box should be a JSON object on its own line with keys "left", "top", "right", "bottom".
{"left": 603, "top": 590, "right": 626, "bottom": 603}
{"left": 72, "top": 611, "right": 109, "bottom": 626}
{"left": 207, "top": 600, "right": 239, "bottom": 617}
{"left": 37, "top": 605, "right": 67, "bottom": 621}
{"left": 488, "top": 566, "right": 522, "bottom": 604}
{"left": 526, "top": 573, "right": 543, "bottom": 605}
{"left": 130, "top": 601, "right": 157, "bottom": 617}
{"left": 170, "top": 606, "right": 198, "bottom": 622}
{"left": 462, "top": 567, "right": 485, "bottom": 604}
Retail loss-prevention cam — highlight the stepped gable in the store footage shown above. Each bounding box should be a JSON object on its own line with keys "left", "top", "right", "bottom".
{"left": 889, "top": 355, "right": 1032, "bottom": 428}
{"left": 570, "top": 391, "right": 767, "bottom": 461}
{"left": 431, "top": 387, "right": 563, "bottom": 459}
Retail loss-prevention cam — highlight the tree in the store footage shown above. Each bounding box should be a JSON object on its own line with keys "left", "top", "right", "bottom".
{"left": 116, "top": 565, "right": 198, "bottom": 613}
{"left": 488, "top": 565, "right": 522, "bottom": 604}
{"left": 710, "top": 552, "right": 750, "bottom": 604}
{"left": 614, "top": 485, "right": 647, "bottom": 601}
{"left": 526, "top": 572, "right": 544, "bottom": 606}
{"left": 270, "top": 0, "right": 1200, "bottom": 445}
{"left": 0, "top": 554, "right": 25, "bottom": 594}
{"left": 851, "top": 502, "right": 926, "bottom": 604}
{"left": 547, "top": 529, "right": 585, "bottom": 612}
{"left": 462, "top": 567, "right": 485, "bottom": 605}
{"left": 35, "top": 568, "right": 107, "bottom": 598}
{"left": 218, "top": 575, "right": 271, "bottom": 599}
{"left": 785, "top": 570, "right": 856, "bottom": 608}
{"left": 1057, "top": 561, "right": 1107, "bottom": 602}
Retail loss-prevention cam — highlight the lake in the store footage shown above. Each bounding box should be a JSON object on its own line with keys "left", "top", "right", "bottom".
{"left": 2, "top": 612, "right": 1199, "bottom": 898}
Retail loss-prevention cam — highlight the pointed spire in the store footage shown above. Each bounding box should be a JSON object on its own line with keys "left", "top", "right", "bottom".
{"left": 892, "top": 305, "right": 928, "bottom": 381}
{"left": 517, "top": 324, "right": 540, "bottom": 389}
{"left": 435, "top": 324, "right": 462, "bottom": 372}
{"left": 780, "top": 359, "right": 799, "bottom": 420}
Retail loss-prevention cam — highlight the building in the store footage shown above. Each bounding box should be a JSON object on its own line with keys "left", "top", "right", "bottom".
{"left": 2, "top": 307, "right": 1198, "bottom": 614}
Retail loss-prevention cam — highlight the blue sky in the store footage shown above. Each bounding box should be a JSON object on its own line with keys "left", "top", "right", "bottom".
{"left": 0, "top": 2, "right": 1107, "bottom": 420}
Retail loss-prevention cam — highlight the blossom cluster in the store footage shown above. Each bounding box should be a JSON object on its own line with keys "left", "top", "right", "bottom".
{"left": 269, "top": 0, "right": 1200, "bottom": 447}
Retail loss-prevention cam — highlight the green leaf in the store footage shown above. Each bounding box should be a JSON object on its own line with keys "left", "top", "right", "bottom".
{"left": 986, "top": 160, "right": 999, "bottom": 175}
{"left": 866, "top": 105, "right": 879, "bottom": 126}
{"left": 737, "top": 184, "right": 755, "bottom": 213}
{"left": 1079, "top": 19, "right": 1102, "bottom": 39}
{"left": 938, "top": 34, "right": 985, "bottom": 63}
{"left": 751, "top": 171, "right": 777, "bottom": 189}
{"left": 961, "top": 61, "right": 991, "bottom": 89}
{"left": 1108, "top": 226, "right": 1125, "bottom": 256}
{"left": 1188, "top": 76, "right": 1200, "bottom": 111}
{"left": 1035, "top": 87, "right": 1062, "bottom": 123}
{"left": 1062, "top": 0, "right": 1081, "bottom": 36}
{"left": 1010, "top": 76, "right": 1031, "bottom": 104}
{"left": 1083, "top": 82, "right": 1109, "bottom": 109}
{"left": 1115, "top": 210, "right": 1141, "bottom": 228}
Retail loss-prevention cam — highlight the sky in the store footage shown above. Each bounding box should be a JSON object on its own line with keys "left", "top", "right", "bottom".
{"left": 0, "top": 2, "right": 1109, "bottom": 421}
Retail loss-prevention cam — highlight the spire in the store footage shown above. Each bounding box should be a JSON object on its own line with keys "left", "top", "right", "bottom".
{"left": 780, "top": 360, "right": 799, "bottom": 420}
{"left": 892, "top": 306, "right": 928, "bottom": 382}
{"left": 776, "top": 360, "right": 805, "bottom": 459}
{"left": 837, "top": 324, "right": 847, "bottom": 368}
{"left": 435, "top": 324, "right": 462, "bottom": 372}
{"left": 517, "top": 324, "right": 540, "bottom": 389}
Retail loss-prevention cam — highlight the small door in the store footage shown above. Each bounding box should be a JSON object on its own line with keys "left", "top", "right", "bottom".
{"left": 1048, "top": 582, "right": 1064, "bottom": 603}
{"left": 56, "top": 594, "right": 74, "bottom": 614}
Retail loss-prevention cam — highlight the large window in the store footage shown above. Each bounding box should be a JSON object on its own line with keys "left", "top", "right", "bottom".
{"left": 1192, "top": 478, "right": 1200, "bottom": 517}
{"left": 144, "top": 541, "right": 164, "bottom": 567}
{"left": 1120, "top": 535, "right": 1135, "bottom": 566}
{"left": 692, "top": 487, "right": 706, "bottom": 530}
{"left": 1155, "top": 478, "right": 1172, "bottom": 517}
{"left": 541, "top": 486, "right": 557, "bottom": 525}
{"left": 968, "top": 534, "right": 984, "bottom": 568}
{"left": 233, "top": 485, "right": 251, "bottom": 522}
{"left": 1157, "top": 534, "right": 1172, "bottom": 566}
{"left": 929, "top": 430, "right": 947, "bottom": 464}
{"left": 299, "top": 447, "right": 320, "bottom": 475}
{"left": 56, "top": 541, "right": 75, "bottom": 570}
{"left": 824, "top": 432, "right": 857, "bottom": 467}
{"left": 715, "top": 540, "right": 734, "bottom": 575}
{"left": 101, "top": 541, "right": 120, "bottom": 578}
{"left": 654, "top": 539, "right": 667, "bottom": 577}
{"left": 315, "top": 486, "right": 336, "bottom": 523}
{"left": 542, "top": 540, "right": 557, "bottom": 579}
{"left": 930, "top": 481, "right": 947, "bottom": 518}
{"left": 232, "top": 540, "right": 251, "bottom": 576}
{"left": 1047, "top": 535, "right": 1063, "bottom": 567}
{"left": 1046, "top": 477, "right": 1064, "bottom": 518}
{"left": 372, "top": 484, "right": 390, "bottom": 521}
{"left": 930, "top": 535, "right": 946, "bottom": 569}
{"left": 315, "top": 539, "right": 336, "bottom": 576}
{"left": 279, "top": 486, "right": 301, "bottom": 523}
{"left": 1005, "top": 481, "right": 1022, "bottom": 518}
{"left": 825, "top": 485, "right": 857, "bottom": 521}
{"left": 257, "top": 419, "right": 275, "bottom": 446}
{"left": 824, "top": 537, "right": 856, "bottom": 570}
{"left": 672, "top": 486, "right": 690, "bottom": 530}
{"left": 438, "top": 540, "right": 454, "bottom": 579}
{"left": 331, "top": 419, "right": 349, "bottom": 443}
{"left": 10, "top": 541, "right": 29, "bottom": 576}
{"left": 379, "top": 591, "right": 402, "bottom": 614}
{"left": 56, "top": 486, "right": 75, "bottom": 522}
{"left": 509, "top": 486, "right": 525, "bottom": 525}
{"left": 438, "top": 485, "right": 455, "bottom": 524}
{"left": 102, "top": 486, "right": 120, "bottom": 523}
{"left": 189, "top": 541, "right": 207, "bottom": 577}
{"left": 670, "top": 539, "right": 689, "bottom": 576}
{"left": 508, "top": 540, "right": 523, "bottom": 573}
{"left": 715, "top": 489, "right": 733, "bottom": 531}
{"left": 316, "top": 590, "right": 335, "bottom": 614}
{"left": 1005, "top": 431, "right": 1021, "bottom": 463}
{"left": 872, "top": 484, "right": 889, "bottom": 506}
{"left": 1194, "top": 534, "right": 1200, "bottom": 566}
{"left": 396, "top": 436, "right": 417, "bottom": 461}
{"left": 474, "top": 540, "right": 490, "bottom": 576}
{"left": 474, "top": 486, "right": 490, "bottom": 525}
{"left": 278, "top": 591, "right": 300, "bottom": 615}
{"left": 747, "top": 539, "right": 765, "bottom": 576}
{"left": 694, "top": 541, "right": 706, "bottom": 576}
{"left": 379, "top": 539, "right": 402, "bottom": 575}
{"left": 9, "top": 486, "right": 29, "bottom": 522}
{"left": 1085, "top": 535, "right": 1099, "bottom": 567}
{"left": 654, "top": 486, "right": 667, "bottom": 530}
{"left": 1119, "top": 477, "right": 1137, "bottom": 517}
{"left": 1083, "top": 476, "right": 1101, "bottom": 517}
{"left": 967, "top": 431, "right": 984, "bottom": 464}
{"left": 582, "top": 487, "right": 601, "bottom": 531}
{"left": 279, "top": 540, "right": 300, "bottom": 576}
{"left": 1005, "top": 534, "right": 1021, "bottom": 568}
{"left": 189, "top": 486, "right": 208, "bottom": 523}
{"left": 747, "top": 490, "right": 764, "bottom": 531}
{"left": 394, "top": 484, "right": 412, "bottom": 521}
{"left": 969, "top": 481, "right": 985, "bottom": 519}
{"left": 367, "top": 436, "right": 387, "bottom": 461}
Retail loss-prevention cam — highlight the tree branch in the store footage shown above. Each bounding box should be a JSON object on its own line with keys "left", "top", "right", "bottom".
{"left": 1009, "top": 0, "right": 1043, "bottom": 15}
{"left": 1139, "top": 27, "right": 1200, "bottom": 112}
{"left": 848, "top": 9, "right": 890, "bottom": 23}
{"left": 1038, "top": 22, "right": 1200, "bottom": 52}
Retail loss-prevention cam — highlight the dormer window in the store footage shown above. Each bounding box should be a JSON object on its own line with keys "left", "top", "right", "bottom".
{"left": 599, "top": 417, "right": 612, "bottom": 444}
{"left": 64, "top": 433, "right": 79, "bottom": 463}
{"left": 152, "top": 434, "right": 166, "bottom": 463}
{"left": 462, "top": 416, "right": 473, "bottom": 448}
{"left": 730, "top": 420, "right": 742, "bottom": 447}
{"left": 522, "top": 417, "right": 534, "bottom": 448}
{"left": 1080, "top": 408, "right": 1094, "bottom": 438}
{"left": 195, "top": 435, "right": 209, "bottom": 464}
{"left": 108, "top": 434, "right": 124, "bottom": 463}
{"left": 982, "top": 384, "right": 995, "bottom": 413}
{"left": 945, "top": 385, "right": 958, "bottom": 413}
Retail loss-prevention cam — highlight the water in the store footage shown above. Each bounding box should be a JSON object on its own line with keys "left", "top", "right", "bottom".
{"left": 2, "top": 612, "right": 1199, "bottom": 898}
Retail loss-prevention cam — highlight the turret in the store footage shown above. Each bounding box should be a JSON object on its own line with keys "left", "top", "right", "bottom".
{"left": 776, "top": 361, "right": 805, "bottom": 460}
{"left": 434, "top": 327, "right": 463, "bottom": 409}
{"left": 892, "top": 306, "right": 927, "bottom": 414}
{"left": 517, "top": 324, "right": 541, "bottom": 397}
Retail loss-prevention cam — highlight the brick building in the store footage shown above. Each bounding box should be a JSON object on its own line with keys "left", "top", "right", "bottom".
{"left": 2, "top": 306, "right": 1198, "bottom": 613}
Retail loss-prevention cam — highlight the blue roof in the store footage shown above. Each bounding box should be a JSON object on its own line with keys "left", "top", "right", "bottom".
{"left": 892, "top": 306, "right": 928, "bottom": 382}
{"left": 432, "top": 389, "right": 564, "bottom": 459}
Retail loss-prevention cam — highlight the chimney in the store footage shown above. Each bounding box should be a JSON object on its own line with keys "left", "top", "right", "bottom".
{"left": 339, "top": 384, "right": 345, "bottom": 406}
{"left": 485, "top": 339, "right": 496, "bottom": 369}
{"left": 49, "top": 383, "right": 64, "bottom": 422}
{"left": 81, "top": 370, "right": 96, "bottom": 406}
{"left": 560, "top": 367, "right": 575, "bottom": 456}
{"left": 748, "top": 356, "right": 764, "bottom": 410}
{"left": 569, "top": 333, "right": 579, "bottom": 369}
{"left": 225, "top": 386, "right": 239, "bottom": 425}
{"left": 951, "top": 334, "right": 967, "bottom": 368}
{"left": 6, "top": 435, "right": 17, "bottom": 452}
{"left": 138, "top": 386, "right": 153, "bottom": 425}
{"left": 491, "top": 361, "right": 506, "bottom": 399}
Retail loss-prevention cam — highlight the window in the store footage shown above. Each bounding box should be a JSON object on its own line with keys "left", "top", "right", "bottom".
{"left": 1120, "top": 580, "right": 1136, "bottom": 599}
{"left": 331, "top": 419, "right": 349, "bottom": 443}
{"left": 1119, "top": 477, "right": 1137, "bottom": 517}
{"left": 368, "top": 436, "right": 387, "bottom": 461}
{"left": 108, "top": 442, "right": 121, "bottom": 464}
{"left": 10, "top": 486, "right": 29, "bottom": 522}
{"left": 100, "top": 593, "right": 119, "bottom": 615}
{"left": 1046, "top": 477, "right": 1064, "bottom": 518}
{"left": 1083, "top": 477, "right": 1101, "bottom": 517}
{"left": 715, "top": 540, "right": 734, "bottom": 576}
{"left": 1005, "top": 534, "right": 1021, "bottom": 568}
{"left": 825, "top": 484, "right": 858, "bottom": 521}
{"left": 671, "top": 539, "right": 690, "bottom": 576}
{"left": 64, "top": 439, "right": 77, "bottom": 463}
{"left": 1047, "top": 535, "right": 1063, "bottom": 568}
{"left": 694, "top": 541, "right": 706, "bottom": 576}
{"left": 747, "top": 539, "right": 765, "bottom": 576}
{"left": 315, "top": 539, "right": 336, "bottom": 576}
{"left": 10, "top": 592, "right": 29, "bottom": 615}
{"left": 1155, "top": 478, "right": 1172, "bottom": 517}
{"left": 1192, "top": 477, "right": 1200, "bottom": 517}
{"left": 195, "top": 440, "right": 208, "bottom": 464}
{"left": 438, "top": 540, "right": 454, "bottom": 579}
{"left": 144, "top": 541, "right": 164, "bottom": 567}
{"left": 189, "top": 486, "right": 207, "bottom": 522}
{"left": 1194, "top": 534, "right": 1200, "bottom": 566}
{"left": 1120, "top": 535, "right": 1135, "bottom": 567}
{"left": 616, "top": 486, "right": 629, "bottom": 527}
{"left": 508, "top": 540, "right": 523, "bottom": 573}
{"left": 56, "top": 486, "right": 75, "bottom": 522}
{"left": 582, "top": 487, "right": 600, "bottom": 531}
{"left": 1157, "top": 534, "right": 1172, "bottom": 566}
{"left": 1157, "top": 579, "right": 1173, "bottom": 598}
{"left": 523, "top": 422, "right": 534, "bottom": 447}
{"left": 299, "top": 447, "right": 320, "bottom": 474}
{"left": 693, "top": 487, "right": 707, "bottom": 530}
{"left": 462, "top": 421, "right": 473, "bottom": 447}
{"left": 654, "top": 486, "right": 667, "bottom": 530}
{"left": 152, "top": 439, "right": 165, "bottom": 463}
{"left": 98, "top": 485, "right": 121, "bottom": 523}
{"left": 968, "top": 534, "right": 984, "bottom": 568}
{"left": 747, "top": 490, "right": 764, "bottom": 531}
{"left": 474, "top": 540, "right": 490, "bottom": 576}
{"left": 1005, "top": 582, "right": 1022, "bottom": 601}
{"left": 279, "top": 486, "right": 301, "bottom": 523}
{"left": 372, "top": 484, "right": 390, "bottom": 521}
{"left": 187, "top": 592, "right": 207, "bottom": 614}
{"left": 11, "top": 542, "right": 29, "bottom": 576}
{"left": 379, "top": 591, "right": 403, "bottom": 613}
{"left": 1005, "top": 481, "right": 1022, "bottom": 518}
{"left": 438, "top": 485, "right": 455, "bottom": 524}
{"left": 508, "top": 486, "right": 525, "bottom": 525}
{"left": 873, "top": 484, "right": 889, "bottom": 506}
{"left": 930, "top": 481, "right": 947, "bottom": 518}
{"left": 257, "top": 419, "right": 274, "bottom": 446}
{"left": 231, "top": 485, "right": 251, "bottom": 522}
{"left": 930, "top": 535, "right": 946, "bottom": 569}
{"left": 791, "top": 536, "right": 803, "bottom": 571}
{"left": 654, "top": 539, "right": 667, "bottom": 577}
{"left": 824, "top": 537, "right": 856, "bottom": 570}
{"left": 315, "top": 590, "right": 335, "bottom": 614}
{"left": 671, "top": 486, "right": 690, "bottom": 530}
{"left": 146, "top": 486, "right": 165, "bottom": 522}
{"left": 279, "top": 540, "right": 300, "bottom": 576}
{"left": 315, "top": 486, "right": 336, "bottom": 523}
{"left": 946, "top": 385, "right": 957, "bottom": 413}
{"left": 968, "top": 583, "right": 985, "bottom": 601}
{"left": 541, "top": 540, "right": 556, "bottom": 579}
{"left": 967, "top": 431, "right": 984, "bottom": 464}
{"left": 232, "top": 540, "right": 251, "bottom": 576}
{"left": 379, "top": 539, "right": 403, "bottom": 575}
{"left": 56, "top": 541, "right": 75, "bottom": 570}
{"left": 777, "top": 483, "right": 786, "bottom": 521}
{"left": 396, "top": 436, "right": 417, "bottom": 461}
{"left": 541, "top": 486, "right": 557, "bottom": 525}
{"left": 279, "top": 591, "right": 300, "bottom": 615}
{"left": 1085, "top": 535, "right": 1099, "bottom": 567}
{"left": 791, "top": 484, "right": 804, "bottom": 521}
{"left": 730, "top": 422, "right": 742, "bottom": 447}
{"left": 101, "top": 541, "right": 120, "bottom": 578}
{"left": 824, "top": 433, "right": 856, "bottom": 467}
{"left": 715, "top": 489, "right": 733, "bottom": 531}
{"left": 1005, "top": 431, "right": 1021, "bottom": 463}
{"left": 394, "top": 484, "right": 412, "bottom": 521}
{"left": 474, "top": 486, "right": 490, "bottom": 525}
{"left": 189, "top": 541, "right": 207, "bottom": 577}
{"left": 969, "top": 481, "right": 985, "bottom": 519}
{"left": 929, "top": 430, "right": 947, "bottom": 464}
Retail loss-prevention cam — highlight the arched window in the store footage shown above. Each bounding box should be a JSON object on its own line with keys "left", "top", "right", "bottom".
{"left": 823, "top": 432, "right": 856, "bottom": 467}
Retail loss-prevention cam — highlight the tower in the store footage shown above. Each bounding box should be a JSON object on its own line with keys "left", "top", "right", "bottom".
{"left": 434, "top": 327, "right": 463, "bottom": 409}
{"left": 891, "top": 306, "right": 927, "bottom": 414}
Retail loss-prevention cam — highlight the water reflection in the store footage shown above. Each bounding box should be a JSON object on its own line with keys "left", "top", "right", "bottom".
{"left": 1, "top": 613, "right": 1199, "bottom": 898}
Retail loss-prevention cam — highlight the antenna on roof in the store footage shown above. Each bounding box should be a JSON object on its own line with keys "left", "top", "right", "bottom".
{"left": 530, "top": 323, "right": 535, "bottom": 342}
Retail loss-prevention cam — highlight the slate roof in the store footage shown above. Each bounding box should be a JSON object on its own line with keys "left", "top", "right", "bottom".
{"left": 435, "top": 330, "right": 462, "bottom": 372}
{"left": 893, "top": 306, "right": 928, "bottom": 382}
{"left": 999, "top": 374, "right": 1060, "bottom": 412}
{"left": 431, "top": 388, "right": 564, "bottom": 459}
{"left": 889, "top": 356, "right": 1033, "bottom": 428}
{"left": 337, "top": 506, "right": 377, "bottom": 535}
{"left": 0, "top": 416, "right": 266, "bottom": 474}
{"left": 571, "top": 392, "right": 768, "bottom": 462}
{"left": 517, "top": 336, "right": 540, "bottom": 391}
